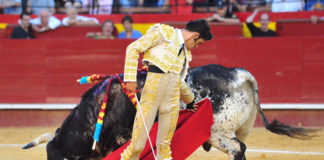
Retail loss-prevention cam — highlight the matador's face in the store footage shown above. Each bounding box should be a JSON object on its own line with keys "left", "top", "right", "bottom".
{"left": 185, "top": 37, "right": 205, "bottom": 50}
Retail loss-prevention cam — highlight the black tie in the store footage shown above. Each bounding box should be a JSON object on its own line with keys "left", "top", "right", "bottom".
{"left": 178, "top": 44, "right": 184, "bottom": 56}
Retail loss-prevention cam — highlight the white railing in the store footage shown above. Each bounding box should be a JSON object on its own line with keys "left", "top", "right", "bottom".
{"left": 0, "top": 103, "right": 323, "bottom": 110}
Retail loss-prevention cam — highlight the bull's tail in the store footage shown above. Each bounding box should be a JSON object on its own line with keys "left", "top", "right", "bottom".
{"left": 255, "top": 97, "right": 318, "bottom": 140}
{"left": 243, "top": 70, "right": 319, "bottom": 140}
{"left": 22, "top": 133, "right": 53, "bottom": 149}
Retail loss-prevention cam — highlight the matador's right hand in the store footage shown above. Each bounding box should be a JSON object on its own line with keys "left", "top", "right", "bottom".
{"left": 126, "top": 82, "right": 137, "bottom": 94}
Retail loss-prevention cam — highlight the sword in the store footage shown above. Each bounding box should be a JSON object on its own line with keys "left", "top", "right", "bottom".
{"left": 135, "top": 95, "right": 157, "bottom": 160}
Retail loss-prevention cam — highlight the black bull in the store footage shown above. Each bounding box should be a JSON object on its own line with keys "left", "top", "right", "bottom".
{"left": 23, "top": 64, "right": 316, "bottom": 160}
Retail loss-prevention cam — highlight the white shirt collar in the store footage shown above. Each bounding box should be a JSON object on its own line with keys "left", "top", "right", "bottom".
{"left": 177, "top": 29, "right": 188, "bottom": 55}
{"left": 177, "top": 29, "right": 184, "bottom": 46}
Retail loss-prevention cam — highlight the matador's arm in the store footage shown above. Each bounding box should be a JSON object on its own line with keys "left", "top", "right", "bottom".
{"left": 180, "top": 81, "right": 195, "bottom": 104}
{"left": 123, "top": 26, "right": 163, "bottom": 82}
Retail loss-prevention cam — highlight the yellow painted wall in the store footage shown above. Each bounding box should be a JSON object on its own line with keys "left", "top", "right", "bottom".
{"left": 0, "top": 23, "right": 7, "bottom": 29}
{"left": 115, "top": 23, "right": 156, "bottom": 35}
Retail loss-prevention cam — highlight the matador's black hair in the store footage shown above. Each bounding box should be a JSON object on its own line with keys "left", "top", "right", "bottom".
{"left": 185, "top": 19, "right": 213, "bottom": 40}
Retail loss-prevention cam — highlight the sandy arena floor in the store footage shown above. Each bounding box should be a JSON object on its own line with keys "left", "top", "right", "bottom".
{"left": 0, "top": 127, "right": 323, "bottom": 160}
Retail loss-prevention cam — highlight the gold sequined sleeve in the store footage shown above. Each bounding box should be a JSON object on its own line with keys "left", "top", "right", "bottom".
{"left": 180, "top": 80, "right": 195, "bottom": 104}
{"left": 123, "top": 27, "right": 163, "bottom": 82}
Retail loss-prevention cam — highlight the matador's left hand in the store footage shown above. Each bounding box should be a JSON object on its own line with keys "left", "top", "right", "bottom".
{"left": 186, "top": 100, "right": 198, "bottom": 112}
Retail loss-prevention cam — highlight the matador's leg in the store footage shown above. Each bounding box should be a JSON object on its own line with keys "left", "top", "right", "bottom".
{"left": 121, "top": 72, "right": 168, "bottom": 160}
{"left": 156, "top": 73, "right": 181, "bottom": 160}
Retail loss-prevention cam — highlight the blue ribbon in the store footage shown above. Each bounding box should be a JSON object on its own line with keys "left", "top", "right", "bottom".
{"left": 80, "top": 76, "right": 89, "bottom": 84}
{"left": 93, "top": 123, "right": 102, "bottom": 142}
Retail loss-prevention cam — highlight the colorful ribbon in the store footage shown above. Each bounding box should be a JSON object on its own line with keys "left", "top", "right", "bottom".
{"left": 92, "top": 77, "right": 113, "bottom": 149}
{"left": 78, "top": 68, "right": 147, "bottom": 150}
{"left": 79, "top": 74, "right": 108, "bottom": 84}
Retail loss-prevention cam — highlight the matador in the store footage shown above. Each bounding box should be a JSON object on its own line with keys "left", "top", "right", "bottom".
{"left": 121, "top": 19, "right": 213, "bottom": 160}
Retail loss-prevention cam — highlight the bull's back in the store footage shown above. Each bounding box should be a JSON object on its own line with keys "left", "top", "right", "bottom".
{"left": 187, "top": 64, "right": 240, "bottom": 112}
{"left": 187, "top": 64, "right": 257, "bottom": 112}
{"left": 188, "top": 64, "right": 258, "bottom": 130}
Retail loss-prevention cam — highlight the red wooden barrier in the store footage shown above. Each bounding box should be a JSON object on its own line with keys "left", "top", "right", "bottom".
{"left": 0, "top": 25, "right": 105, "bottom": 39}
{"left": 302, "top": 37, "right": 324, "bottom": 101}
{"left": 0, "top": 24, "right": 14, "bottom": 38}
{"left": 36, "top": 25, "right": 102, "bottom": 39}
{"left": 276, "top": 20, "right": 324, "bottom": 37}
{"left": 0, "top": 39, "right": 132, "bottom": 103}
{"left": 1, "top": 37, "right": 324, "bottom": 104}
{"left": 189, "top": 37, "right": 305, "bottom": 103}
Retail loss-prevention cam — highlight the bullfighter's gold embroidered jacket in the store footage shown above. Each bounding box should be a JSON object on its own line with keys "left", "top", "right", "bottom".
{"left": 123, "top": 23, "right": 194, "bottom": 104}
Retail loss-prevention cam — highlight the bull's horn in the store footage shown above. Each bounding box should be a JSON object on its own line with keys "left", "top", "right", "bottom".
{"left": 22, "top": 133, "right": 53, "bottom": 149}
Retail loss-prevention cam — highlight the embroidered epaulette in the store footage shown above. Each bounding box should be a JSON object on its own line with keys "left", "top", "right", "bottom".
{"left": 159, "top": 24, "right": 175, "bottom": 42}
{"left": 147, "top": 23, "right": 175, "bottom": 42}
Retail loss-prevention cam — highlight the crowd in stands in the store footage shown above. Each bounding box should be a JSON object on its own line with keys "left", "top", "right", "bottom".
{"left": 2, "top": 0, "right": 323, "bottom": 39}
{"left": 0, "top": 0, "right": 170, "bottom": 14}
{"left": 10, "top": 12, "right": 143, "bottom": 39}
{"left": 0, "top": 0, "right": 323, "bottom": 14}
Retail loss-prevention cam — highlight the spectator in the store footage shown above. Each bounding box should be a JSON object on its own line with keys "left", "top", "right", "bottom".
{"left": 205, "top": 0, "right": 240, "bottom": 23}
{"left": 118, "top": 0, "right": 137, "bottom": 8}
{"left": 305, "top": 0, "right": 324, "bottom": 11}
{"left": 139, "top": 0, "right": 160, "bottom": 7}
{"left": 27, "top": 0, "right": 56, "bottom": 14}
{"left": 86, "top": 20, "right": 117, "bottom": 39}
{"left": 191, "top": 0, "right": 209, "bottom": 12}
{"left": 243, "top": 0, "right": 266, "bottom": 11}
{"left": 223, "top": 0, "right": 247, "bottom": 18}
{"left": 64, "top": 0, "right": 82, "bottom": 8}
{"left": 21, "top": 0, "right": 28, "bottom": 12}
{"left": 310, "top": 15, "right": 324, "bottom": 24}
{"left": 192, "top": 0, "right": 245, "bottom": 13}
{"left": 0, "top": 0, "right": 22, "bottom": 14}
{"left": 54, "top": 0, "right": 81, "bottom": 14}
{"left": 11, "top": 12, "right": 35, "bottom": 39}
{"left": 30, "top": 9, "right": 61, "bottom": 32}
{"left": 22, "top": 0, "right": 28, "bottom": 12}
{"left": 270, "top": 0, "right": 302, "bottom": 12}
{"left": 158, "top": 0, "right": 168, "bottom": 7}
{"left": 82, "top": 0, "right": 113, "bottom": 14}
{"left": 246, "top": 9, "right": 276, "bottom": 37}
{"left": 62, "top": 7, "right": 99, "bottom": 26}
{"left": 308, "top": 2, "right": 324, "bottom": 24}
{"left": 118, "top": 15, "right": 142, "bottom": 39}
{"left": 140, "top": 0, "right": 170, "bottom": 12}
